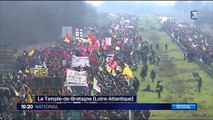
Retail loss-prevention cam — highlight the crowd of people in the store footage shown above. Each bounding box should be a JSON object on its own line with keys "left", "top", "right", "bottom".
{"left": 160, "top": 17, "right": 213, "bottom": 68}
{"left": 0, "top": 14, "right": 159, "bottom": 120}
{"left": 159, "top": 17, "right": 208, "bottom": 93}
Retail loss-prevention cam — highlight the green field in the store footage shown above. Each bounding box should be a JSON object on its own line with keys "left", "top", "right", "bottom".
{"left": 135, "top": 15, "right": 213, "bottom": 119}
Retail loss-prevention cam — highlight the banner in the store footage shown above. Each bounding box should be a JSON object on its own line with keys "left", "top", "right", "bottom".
{"left": 35, "top": 65, "right": 43, "bottom": 69}
{"left": 72, "top": 55, "right": 90, "bottom": 67}
{"left": 66, "top": 69, "right": 87, "bottom": 84}
{"left": 62, "top": 60, "right": 67, "bottom": 66}
{"left": 105, "top": 37, "right": 112, "bottom": 45}
{"left": 34, "top": 68, "right": 48, "bottom": 77}
{"left": 75, "top": 28, "right": 84, "bottom": 40}
{"left": 93, "top": 77, "right": 101, "bottom": 93}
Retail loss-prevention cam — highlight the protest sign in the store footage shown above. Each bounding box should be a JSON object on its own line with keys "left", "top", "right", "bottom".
{"left": 105, "top": 37, "right": 112, "bottom": 45}
{"left": 34, "top": 68, "right": 48, "bottom": 77}
{"left": 66, "top": 69, "right": 87, "bottom": 84}
{"left": 62, "top": 60, "right": 67, "bottom": 66}
{"left": 72, "top": 55, "right": 90, "bottom": 67}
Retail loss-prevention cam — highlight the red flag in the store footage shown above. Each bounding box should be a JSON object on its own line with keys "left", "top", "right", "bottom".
{"left": 88, "top": 44, "right": 95, "bottom": 53}
{"left": 89, "top": 54, "right": 97, "bottom": 63}
{"left": 43, "top": 49, "right": 51, "bottom": 56}
{"left": 88, "top": 34, "right": 97, "bottom": 43}
{"left": 55, "top": 50, "right": 62, "bottom": 57}
{"left": 106, "top": 57, "right": 113, "bottom": 65}
{"left": 62, "top": 51, "right": 70, "bottom": 58}
{"left": 79, "top": 42, "right": 87, "bottom": 56}
{"left": 93, "top": 41, "right": 99, "bottom": 50}
{"left": 64, "top": 34, "right": 71, "bottom": 43}
{"left": 102, "top": 41, "right": 108, "bottom": 51}
{"left": 110, "top": 61, "right": 117, "bottom": 69}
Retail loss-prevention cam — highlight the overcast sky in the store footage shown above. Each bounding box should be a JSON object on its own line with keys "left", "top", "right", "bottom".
{"left": 86, "top": 1, "right": 213, "bottom": 7}
{"left": 86, "top": 1, "right": 177, "bottom": 7}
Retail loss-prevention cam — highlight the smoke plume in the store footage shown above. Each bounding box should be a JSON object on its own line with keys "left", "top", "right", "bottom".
{"left": 0, "top": 1, "right": 97, "bottom": 48}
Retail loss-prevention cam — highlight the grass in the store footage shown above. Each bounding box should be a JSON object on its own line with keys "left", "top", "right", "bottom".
{"left": 134, "top": 15, "right": 213, "bottom": 120}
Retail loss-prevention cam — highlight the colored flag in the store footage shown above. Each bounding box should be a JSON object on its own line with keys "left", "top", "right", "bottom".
{"left": 204, "top": 39, "right": 209, "bottom": 47}
{"left": 24, "top": 86, "right": 33, "bottom": 103}
{"left": 64, "top": 34, "right": 71, "bottom": 43}
{"left": 91, "top": 90, "right": 94, "bottom": 96}
{"left": 43, "top": 61, "right": 47, "bottom": 68}
{"left": 122, "top": 66, "right": 133, "bottom": 78}
{"left": 106, "top": 64, "right": 112, "bottom": 73}
{"left": 14, "top": 89, "right": 19, "bottom": 97}
{"left": 203, "top": 45, "right": 207, "bottom": 51}
{"left": 88, "top": 34, "right": 96, "bottom": 44}
{"left": 130, "top": 51, "right": 134, "bottom": 56}
{"left": 93, "top": 41, "right": 99, "bottom": 50}
{"left": 24, "top": 69, "right": 30, "bottom": 74}
{"left": 99, "top": 66, "right": 103, "bottom": 72}
{"left": 111, "top": 69, "right": 117, "bottom": 76}
{"left": 102, "top": 41, "right": 109, "bottom": 50}
{"left": 18, "top": 70, "right": 23, "bottom": 74}
{"left": 88, "top": 34, "right": 96, "bottom": 41}
{"left": 110, "top": 61, "right": 117, "bottom": 69}
{"left": 116, "top": 66, "right": 122, "bottom": 72}
{"left": 93, "top": 77, "right": 101, "bottom": 93}
{"left": 89, "top": 54, "right": 97, "bottom": 63}
{"left": 28, "top": 49, "right": 34, "bottom": 57}
{"left": 88, "top": 44, "right": 95, "bottom": 52}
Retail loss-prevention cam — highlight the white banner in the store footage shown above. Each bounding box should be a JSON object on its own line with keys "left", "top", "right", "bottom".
{"left": 64, "top": 82, "right": 88, "bottom": 87}
{"left": 66, "top": 69, "right": 87, "bottom": 84}
{"left": 72, "top": 55, "right": 90, "bottom": 67}
{"left": 105, "top": 37, "right": 112, "bottom": 46}
{"left": 62, "top": 60, "right": 67, "bottom": 66}
{"left": 35, "top": 65, "right": 43, "bottom": 69}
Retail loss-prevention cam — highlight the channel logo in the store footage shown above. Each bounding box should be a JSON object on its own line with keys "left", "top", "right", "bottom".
{"left": 191, "top": 10, "right": 197, "bottom": 20}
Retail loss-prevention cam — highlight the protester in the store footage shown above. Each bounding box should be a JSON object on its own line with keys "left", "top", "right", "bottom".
{"left": 150, "top": 69, "right": 156, "bottom": 83}
{"left": 0, "top": 14, "right": 156, "bottom": 120}
{"left": 140, "top": 68, "right": 147, "bottom": 81}
{"left": 132, "top": 77, "right": 140, "bottom": 93}
{"left": 142, "top": 83, "right": 154, "bottom": 92}
{"left": 165, "top": 44, "right": 168, "bottom": 51}
{"left": 155, "top": 81, "right": 163, "bottom": 98}
{"left": 160, "top": 17, "right": 213, "bottom": 69}
{"left": 197, "top": 77, "right": 203, "bottom": 93}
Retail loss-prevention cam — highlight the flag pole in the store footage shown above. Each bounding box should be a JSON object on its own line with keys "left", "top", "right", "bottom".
{"left": 129, "top": 110, "right": 132, "bottom": 120}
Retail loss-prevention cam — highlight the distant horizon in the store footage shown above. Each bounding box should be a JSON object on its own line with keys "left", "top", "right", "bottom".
{"left": 86, "top": 1, "right": 213, "bottom": 7}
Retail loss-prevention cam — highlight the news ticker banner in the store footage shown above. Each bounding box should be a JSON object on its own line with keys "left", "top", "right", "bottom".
{"left": 17, "top": 103, "right": 197, "bottom": 110}
{"left": 35, "top": 96, "right": 136, "bottom": 102}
